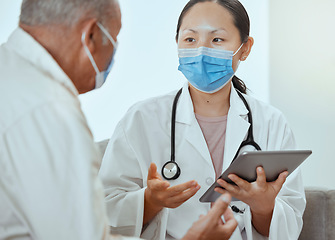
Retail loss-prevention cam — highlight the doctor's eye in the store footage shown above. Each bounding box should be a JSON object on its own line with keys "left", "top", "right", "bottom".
{"left": 213, "top": 38, "right": 224, "bottom": 43}
{"left": 185, "top": 37, "right": 196, "bottom": 43}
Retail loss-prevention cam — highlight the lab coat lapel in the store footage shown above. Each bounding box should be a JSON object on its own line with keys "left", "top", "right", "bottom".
{"left": 222, "top": 85, "right": 250, "bottom": 172}
{"left": 175, "top": 83, "right": 213, "bottom": 168}
{"left": 184, "top": 119, "right": 213, "bottom": 167}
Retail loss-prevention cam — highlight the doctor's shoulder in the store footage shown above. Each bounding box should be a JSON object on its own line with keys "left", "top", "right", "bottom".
{"left": 242, "top": 93, "right": 295, "bottom": 141}
{"left": 243, "top": 93, "right": 296, "bottom": 147}
{"left": 243, "top": 93, "right": 291, "bottom": 125}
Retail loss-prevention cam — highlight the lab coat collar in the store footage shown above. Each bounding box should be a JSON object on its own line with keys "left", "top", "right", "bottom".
{"left": 6, "top": 28, "right": 78, "bottom": 96}
{"left": 175, "top": 82, "right": 195, "bottom": 125}
{"left": 175, "top": 81, "right": 249, "bottom": 125}
{"left": 175, "top": 81, "right": 250, "bottom": 170}
{"left": 223, "top": 83, "right": 250, "bottom": 170}
{"left": 229, "top": 83, "right": 249, "bottom": 116}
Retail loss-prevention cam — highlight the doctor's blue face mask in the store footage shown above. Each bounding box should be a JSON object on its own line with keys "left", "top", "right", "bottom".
{"left": 81, "top": 22, "right": 118, "bottom": 90}
{"left": 178, "top": 44, "right": 243, "bottom": 93}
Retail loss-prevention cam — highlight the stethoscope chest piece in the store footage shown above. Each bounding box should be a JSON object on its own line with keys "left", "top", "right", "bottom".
{"left": 162, "top": 161, "right": 181, "bottom": 180}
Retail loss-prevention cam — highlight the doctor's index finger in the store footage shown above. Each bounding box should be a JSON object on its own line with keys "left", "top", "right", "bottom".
{"left": 167, "top": 186, "right": 200, "bottom": 206}
{"left": 228, "top": 174, "right": 250, "bottom": 191}
{"left": 167, "top": 180, "right": 199, "bottom": 195}
{"left": 148, "top": 178, "right": 170, "bottom": 191}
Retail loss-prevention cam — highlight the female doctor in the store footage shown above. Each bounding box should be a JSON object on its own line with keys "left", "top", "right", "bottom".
{"left": 99, "top": 0, "right": 306, "bottom": 239}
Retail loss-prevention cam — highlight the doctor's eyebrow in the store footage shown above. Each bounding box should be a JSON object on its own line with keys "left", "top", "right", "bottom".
{"left": 181, "top": 28, "right": 227, "bottom": 34}
{"left": 210, "top": 28, "right": 227, "bottom": 33}
{"left": 181, "top": 29, "right": 198, "bottom": 34}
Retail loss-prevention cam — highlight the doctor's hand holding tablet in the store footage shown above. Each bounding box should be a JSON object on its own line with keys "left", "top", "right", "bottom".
{"left": 216, "top": 166, "right": 288, "bottom": 215}
{"left": 215, "top": 166, "right": 288, "bottom": 235}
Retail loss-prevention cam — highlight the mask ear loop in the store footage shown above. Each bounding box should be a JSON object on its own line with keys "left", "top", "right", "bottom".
{"left": 232, "top": 44, "right": 244, "bottom": 78}
{"left": 81, "top": 32, "right": 100, "bottom": 74}
{"left": 96, "top": 22, "right": 118, "bottom": 49}
{"left": 233, "top": 43, "right": 244, "bottom": 56}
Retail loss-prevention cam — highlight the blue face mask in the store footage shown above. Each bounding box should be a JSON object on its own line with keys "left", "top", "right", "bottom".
{"left": 178, "top": 45, "right": 243, "bottom": 93}
{"left": 81, "top": 22, "right": 118, "bottom": 90}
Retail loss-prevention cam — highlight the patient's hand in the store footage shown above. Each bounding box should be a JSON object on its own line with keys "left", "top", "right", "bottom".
{"left": 182, "top": 193, "right": 238, "bottom": 240}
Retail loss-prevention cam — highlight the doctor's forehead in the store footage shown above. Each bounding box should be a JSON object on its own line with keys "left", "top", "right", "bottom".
{"left": 178, "top": 2, "right": 235, "bottom": 32}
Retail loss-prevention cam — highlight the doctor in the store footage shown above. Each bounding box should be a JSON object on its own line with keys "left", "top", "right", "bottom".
{"left": 99, "top": 0, "right": 306, "bottom": 239}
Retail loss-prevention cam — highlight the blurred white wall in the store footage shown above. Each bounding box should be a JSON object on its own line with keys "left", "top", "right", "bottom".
{"left": 269, "top": 0, "right": 335, "bottom": 188}
{"left": 0, "top": 0, "right": 21, "bottom": 43}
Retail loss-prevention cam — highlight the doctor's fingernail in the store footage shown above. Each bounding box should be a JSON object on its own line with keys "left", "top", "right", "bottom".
{"left": 257, "top": 167, "right": 262, "bottom": 172}
{"left": 228, "top": 175, "right": 235, "bottom": 180}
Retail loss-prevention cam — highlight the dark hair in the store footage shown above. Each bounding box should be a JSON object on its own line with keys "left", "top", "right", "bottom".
{"left": 176, "top": 0, "right": 250, "bottom": 94}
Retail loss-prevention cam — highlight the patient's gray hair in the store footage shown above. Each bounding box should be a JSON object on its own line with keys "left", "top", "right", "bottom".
{"left": 20, "top": 0, "right": 118, "bottom": 27}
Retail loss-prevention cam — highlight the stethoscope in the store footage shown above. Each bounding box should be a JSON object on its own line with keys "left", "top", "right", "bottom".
{"left": 161, "top": 88, "right": 262, "bottom": 181}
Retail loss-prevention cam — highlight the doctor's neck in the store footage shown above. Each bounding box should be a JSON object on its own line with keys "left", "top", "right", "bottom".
{"left": 189, "top": 83, "right": 231, "bottom": 117}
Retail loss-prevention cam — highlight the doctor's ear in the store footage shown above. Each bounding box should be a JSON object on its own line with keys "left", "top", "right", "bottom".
{"left": 240, "top": 37, "right": 254, "bottom": 61}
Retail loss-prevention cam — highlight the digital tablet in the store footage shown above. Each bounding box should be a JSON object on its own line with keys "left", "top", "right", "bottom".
{"left": 199, "top": 150, "right": 312, "bottom": 203}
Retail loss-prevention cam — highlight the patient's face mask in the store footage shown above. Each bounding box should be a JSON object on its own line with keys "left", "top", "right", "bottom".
{"left": 81, "top": 22, "right": 118, "bottom": 90}
{"left": 178, "top": 45, "right": 243, "bottom": 93}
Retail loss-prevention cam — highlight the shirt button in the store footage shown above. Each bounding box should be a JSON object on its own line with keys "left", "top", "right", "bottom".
{"left": 206, "top": 177, "right": 214, "bottom": 185}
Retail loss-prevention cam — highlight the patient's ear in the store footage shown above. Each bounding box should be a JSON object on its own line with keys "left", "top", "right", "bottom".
{"left": 80, "top": 18, "right": 100, "bottom": 54}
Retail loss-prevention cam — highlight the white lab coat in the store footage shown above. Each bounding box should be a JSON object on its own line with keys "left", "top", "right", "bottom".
{"left": 99, "top": 82, "right": 306, "bottom": 240}
{"left": 0, "top": 28, "right": 139, "bottom": 240}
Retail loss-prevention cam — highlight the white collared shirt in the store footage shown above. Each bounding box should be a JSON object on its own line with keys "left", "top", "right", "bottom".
{"left": 0, "top": 28, "right": 138, "bottom": 240}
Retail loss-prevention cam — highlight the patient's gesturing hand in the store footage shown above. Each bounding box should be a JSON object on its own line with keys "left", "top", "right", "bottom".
{"left": 182, "top": 193, "right": 238, "bottom": 240}
{"left": 143, "top": 163, "right": 200, "bottom": 225}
